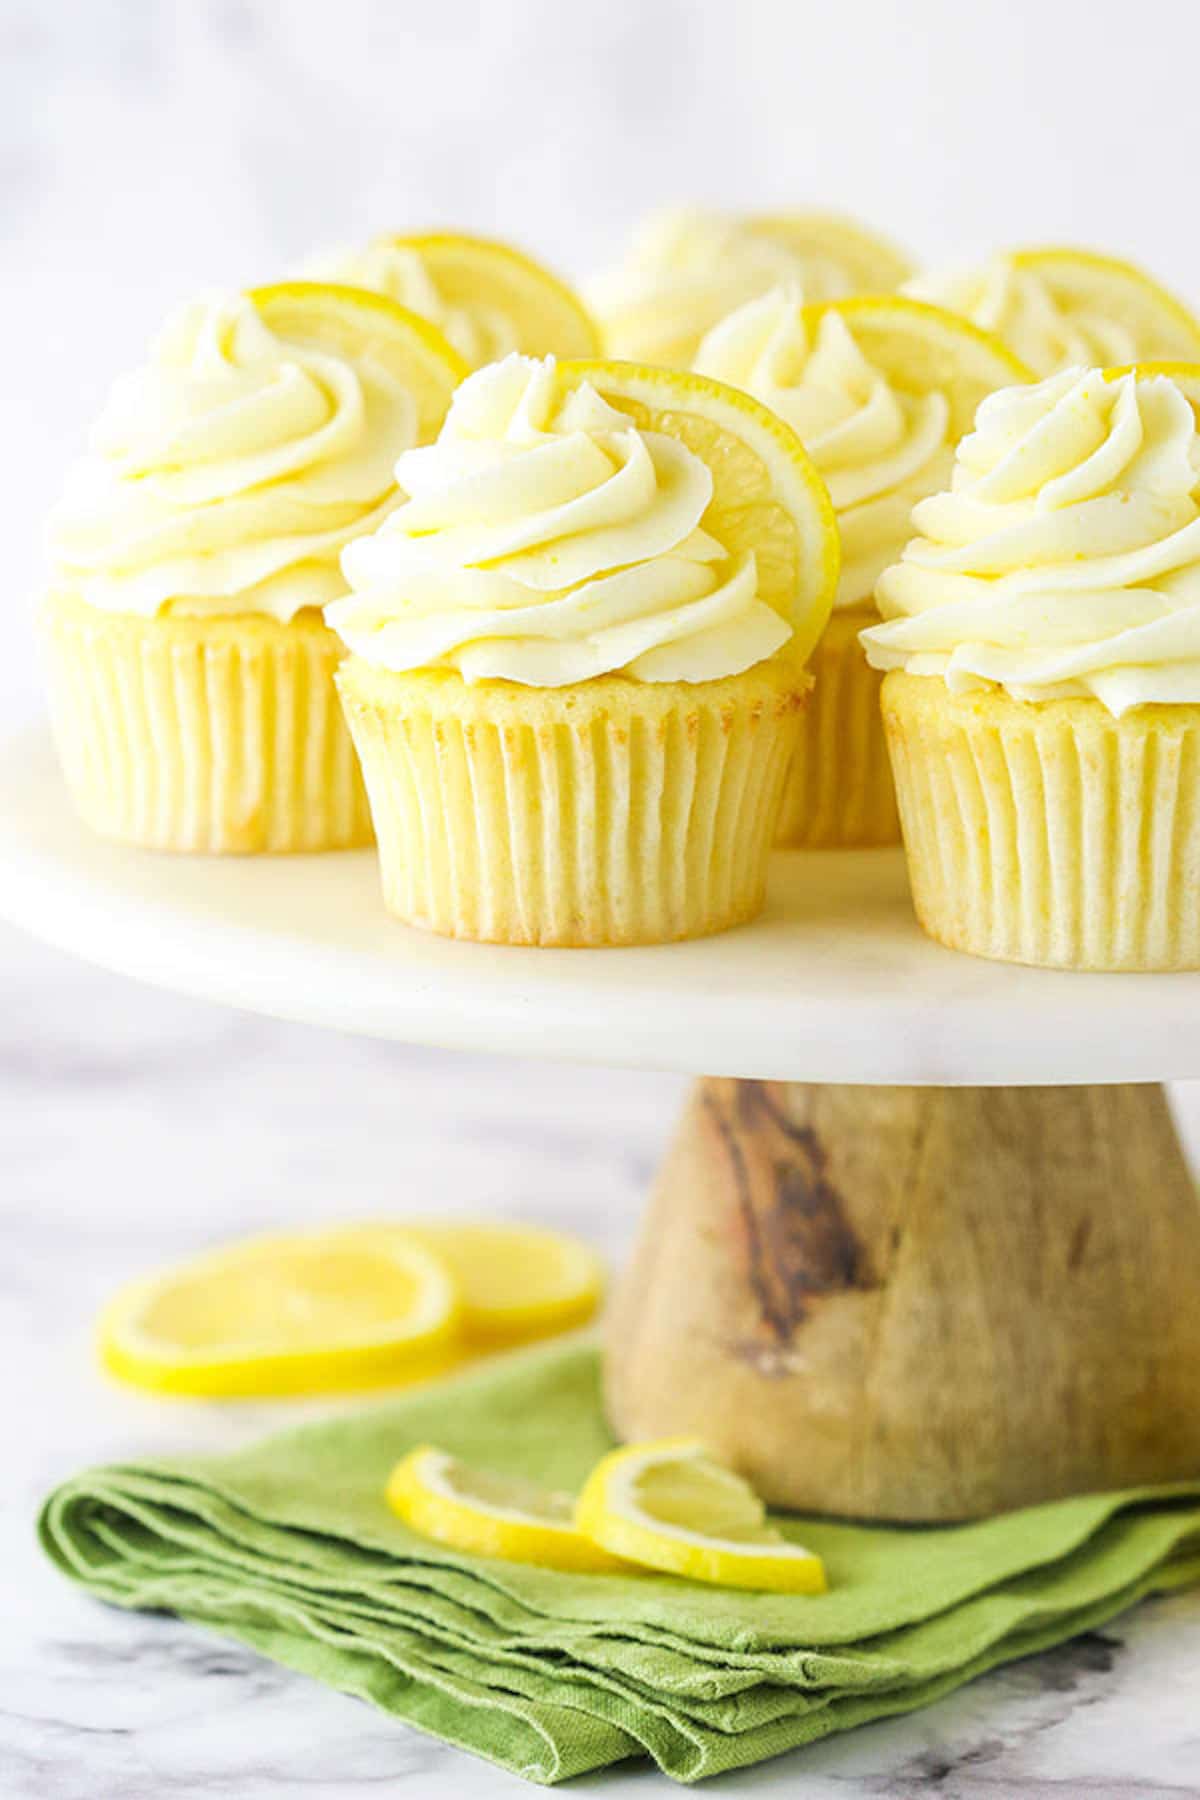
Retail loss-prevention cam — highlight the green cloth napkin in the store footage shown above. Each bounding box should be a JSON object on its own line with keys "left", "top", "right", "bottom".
{"left": 39, "top": 1343, "right": 1200, "bottom": 1785}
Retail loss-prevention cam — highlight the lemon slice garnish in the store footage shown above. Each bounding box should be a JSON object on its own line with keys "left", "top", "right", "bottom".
{"left": 1009, "top": 247, "right": 1200, "bottom": 363}
{"left": 552, "top": 358, "right": 840, "bottom": 665}
{"left": 98, "top": 1229, "right": 461, "bottom": 1398}
{"left": 575, "top": 1439, "right": 827, "bottom": 1593}
{"left": 386, "top": 1446, "right": 628, "bottom": 1571}
{"left": 360, "top": 1223, "right": 604, "bottom": 1348}
{"left": 250, "top": 280, "right": 467, "bottom": 440}
{"left": 751, "top": 210, "right": 916, "bottom": 292}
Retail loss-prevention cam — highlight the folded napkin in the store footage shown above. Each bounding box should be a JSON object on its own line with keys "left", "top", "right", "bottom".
{"left": 40, "top": 1343, "right": 1200, "bottom": 1785}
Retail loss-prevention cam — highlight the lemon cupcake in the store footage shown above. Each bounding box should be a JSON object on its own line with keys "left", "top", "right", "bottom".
{"left": 43, "top": 283, "right": 463, "bottom": 853}
{"left": 589, "top": 208, "right": 914, "bottom": 368}
{"left": 304, "top": 231, "right": 599, "bottom": 370}
{"left": 863, "top": 364, "right": 1200, "bottom": 970}
{"left": 908, "top": 246, "right": 1200, "bottom": 377}
{"left": 696, "top": 292, "right": 1026, "bottom": 845}
{"left": 329, "top": 353, "right": 839, "bottom": 945}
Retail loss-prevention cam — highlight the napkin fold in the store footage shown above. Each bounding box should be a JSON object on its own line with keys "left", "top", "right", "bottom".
{"left": 40, "top": 1343, "right": 1200, "bottom": 1784}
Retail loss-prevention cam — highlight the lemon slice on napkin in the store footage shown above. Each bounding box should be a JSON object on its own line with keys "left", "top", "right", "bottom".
{"left": 387, "top": 1446, "right": 628, "bottom": 1571}
{"left": 576, "top": 1440, "right": 827, "bottom": 1593}
{"left": 99, "top": 1229, "right": 460, "bottom": 1398}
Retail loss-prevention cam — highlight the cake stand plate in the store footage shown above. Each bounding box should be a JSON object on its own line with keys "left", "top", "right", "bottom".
{"left": 1, "top": 726, "right": 1199, "bottom": 1087}
{"left": 6, "top": 723, "right": 1200, "bottom": 1523}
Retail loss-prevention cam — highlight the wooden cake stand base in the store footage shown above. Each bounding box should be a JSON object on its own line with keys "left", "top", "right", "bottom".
{"left": 605, "top": 1079, "right": 1200, "bottom": 1521}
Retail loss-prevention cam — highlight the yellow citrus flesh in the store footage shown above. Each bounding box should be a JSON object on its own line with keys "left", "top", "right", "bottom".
{"left": 804, "top": 295, "right": 1031, "bottom": 433}
{"left": 98, "top": 1229, "right": 461, "bottom": 1398}
{"left": 1011, "top": 248, "right": 1200, "bottom": 363}
{"left": 751, "top": 210, "right": 916, "bottom": 292}
{"left": 575, "top": 1439, "right": 828, "bottom": 1593}
{"left": 361, "top": 1223, "right": 604, "bottom": 1347}
{"left": 553, "top": 359, "right": 840, "bottom": 665}
{"left": 386, "top": 1446, "right": 629, "bottom": 1572}
{"left": 377, "top": 232, "right": 600, "bottom": 363}
{"left": 250, "top": 280, "right": 467, "bottom": 442}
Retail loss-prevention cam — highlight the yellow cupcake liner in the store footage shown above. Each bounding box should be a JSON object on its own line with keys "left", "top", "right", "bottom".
{"left": 883, "top": 671, "right": 1200, "bottom": 970}
{"left": 40, "top": 592, "right": 372, "bottom": 854}
{"left": 775, "top": 606, "right": 900, "bottom": 848}
{"left": 337, "top": 658, "right": 808, "bottom": 946}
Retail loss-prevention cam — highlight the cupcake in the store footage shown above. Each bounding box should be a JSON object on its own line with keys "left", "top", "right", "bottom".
{"left": 329, "top": 353, "right": 839, "bottom": 945}
{"left": 304, "top": 230, "right": 599, "bottom": 369}
{"left": 863, "top": 364, "right": 1200, "bottom": 970}
{"left": 588, "top": 208, "right": 913, "bottom": 368}
{"left": 695, "top": 292, "right": 1026, "bottom": 845}
{"left": 908, "top": 246, "right": 1200, "bottom": 378}
{"left": 42, "top": 283, "right": 464, "bottom": 853}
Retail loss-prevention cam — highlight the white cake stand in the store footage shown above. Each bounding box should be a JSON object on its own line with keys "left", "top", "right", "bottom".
{"left": 5, "top": 723, "right": 1200, "bottom": 1523}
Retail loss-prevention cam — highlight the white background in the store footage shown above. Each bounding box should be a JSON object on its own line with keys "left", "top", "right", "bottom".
{"left": 6, "top": 0, "right": 1200, "bottom": 722}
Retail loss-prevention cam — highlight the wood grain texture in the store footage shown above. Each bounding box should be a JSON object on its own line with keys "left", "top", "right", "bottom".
{"left": 605, "top": 1078, "right": 1200, "bottom": 1520}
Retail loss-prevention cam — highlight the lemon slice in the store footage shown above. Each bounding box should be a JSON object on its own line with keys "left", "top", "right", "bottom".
{"left": 250, "top": 280, "right": 467, "bottom": 441}
{"left": 802, "top": 294, "right": 1031, "bottom": 432}
{"left": 368, "top": 1223, "right": 604, "bottom": 1347}
{"left": 1010, "top": 248, "right": 1200, "bottom": 363}
{"left": 751, "top": 210, "right": 915, "bottom": 293}
{"left": 98, "top": 1229, "right": 461, "bottom": 1398}
{"left": 575, "top": 1439, "right": 827, "bottom": 1593}
{"left": 553, "top": 359, "right": 840, "bottom": 664}
{"left": 386, "top": 1445, "right": 628, "bottom": 1571}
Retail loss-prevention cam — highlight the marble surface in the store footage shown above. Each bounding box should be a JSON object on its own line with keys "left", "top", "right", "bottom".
{"left": 3, "top": 918, "right": 1200, "bottom": 1797}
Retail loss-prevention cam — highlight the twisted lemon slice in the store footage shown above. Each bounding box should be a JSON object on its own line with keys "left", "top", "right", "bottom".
{"left": 575, "top": 1440, "right": 827, "bottom": 1593}
{"left": 551, "top": 359, "right": 841, "bottom": 665}
{"left": 99, "top": 1229, "right": 460, "bottom": 1398}
{"left": 387, "top": 1446, "right": 628, "bottom": 1572}
{"left": 751, "top": 210, "right": 915, "bottom": 292}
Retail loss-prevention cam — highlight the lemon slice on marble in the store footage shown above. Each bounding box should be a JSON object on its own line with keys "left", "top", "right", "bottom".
{"left": 251, "top": 280, "right": 468, "bottom": 440}
{"left": 365, "top": 1222, "right": 605, "bottom": 1347}
{"left": 575, "top": 1439, "right": 828, "bottom": 1593}
{"left": 98, "top": 1229, "right": 461, "bottom": 1398}
{"left": 751, "top": 210, "right": 916, "bottom": 293}
{"left": 386, "top": 1446, "right": 628, "bottom": 1571}
{"left": 552, "top": 359, "right": 840, "bottom": 664}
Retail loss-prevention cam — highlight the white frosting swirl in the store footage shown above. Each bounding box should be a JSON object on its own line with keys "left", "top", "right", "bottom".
{"left": 588, "top": 210, "right": 853, "bottom": 367}
{"left": 862, "top": 368, "right": 1200, "bottom": 714}
{"left": 907, "top": 257, "right": 1137, "bottom": 377}
{"left": 329, "top": 354, "right": 790, "bottom": 686}
{"left": 696, "top": 291, "right": 953, "bottom": 608}
{"left": 49, "top": 293, "right": 418, "bottom": 621}
{"left": 303, "top": 243, "right": 515, "bottom": 369}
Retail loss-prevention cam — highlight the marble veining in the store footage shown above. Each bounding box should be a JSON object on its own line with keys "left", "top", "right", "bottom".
{"left": 4, "top": 921, "right": 1200, "bottom": 1796}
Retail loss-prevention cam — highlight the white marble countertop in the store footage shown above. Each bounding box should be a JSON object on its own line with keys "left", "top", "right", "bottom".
{"left": 3, "top": 920, "right": 1200, "bottom": 1797}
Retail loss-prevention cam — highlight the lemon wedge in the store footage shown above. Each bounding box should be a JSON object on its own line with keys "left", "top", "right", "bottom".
{"left": 366, "top": 1223, "right": 604, "bottom": 1348}
{"left": 250, "top": 280, "right": 467, "bottom": 440}
{"left": 575, "top": 1439, "right": 828, "bottom": 1593}
{"left": 386, "top": 1445, "right": 628, "bottom": 1571}
{"left": 98, "top": 1229, "right": 461, "bottom": 1398}
{"left": 552, "top": 359, "right": 840, "bottom": 665}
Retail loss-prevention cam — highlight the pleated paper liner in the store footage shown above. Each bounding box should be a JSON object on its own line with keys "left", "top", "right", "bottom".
{"left": 41, "top": 592, "right": 372, "bottom": 854}
{"left": 774, "top": 606, "right": 900, "bottom": 848}
{"left": 883, "top": 670, "right": 1200, "bottom": 970}
{"left": 337, "top": 656, "right": 809, "bottom": 946}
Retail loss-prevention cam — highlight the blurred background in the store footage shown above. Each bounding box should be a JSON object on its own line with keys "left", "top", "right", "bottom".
{"left": 6, "top": 0, "right": 1200, "bottom": 721}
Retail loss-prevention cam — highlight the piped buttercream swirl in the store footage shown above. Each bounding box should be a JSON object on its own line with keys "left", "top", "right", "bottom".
{"left": 906, "top": 257, "right": 1137, "bottom": 377}
{"left": 861, "top": 367, "right": 1200, "bottom": 714}
{"left": 696, "top": 291, "right": 954, "bottom": 608}
{"left": 303, "top": 243, "right": 516, "bottom": 369}
{"left": 49, "top": 293, "right": 418, "bottom": 621}
{"left": 328, "top": 353, "right": 790, "bottom": 686}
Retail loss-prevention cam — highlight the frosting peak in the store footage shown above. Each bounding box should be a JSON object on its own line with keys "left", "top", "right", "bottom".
{"left": 696, "top": 293, "right": 953, "bottom": 607}
{"left": 862, "top": 367, "right": 1200, "bottom": 714}
{"left": 49, "top": 293, "right": 417, "bottom": 621}
{"left": 303, "top": 243, "right": 515, "bottom": 368}
{"left": 907, "top": 257, "right": 1137, "bottom": 377}
{"left": 329, "top": 354, "right": 791, "bottom": 686}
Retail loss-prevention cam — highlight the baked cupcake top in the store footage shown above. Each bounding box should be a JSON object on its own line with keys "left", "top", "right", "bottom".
{"left": 48, "top": 287, "right": 459, "bottom": 622}
{"left": 328, "top": 352, "right": 793, "bottom": 685}
{"left": 696, "top": 292, "right": 957, "bottom": 610}
{"left": 907, "top": 248, "right": 1200, "bottom": 379}
{"left": 861, "top": 366, "right": 1200, "bottom": 714}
